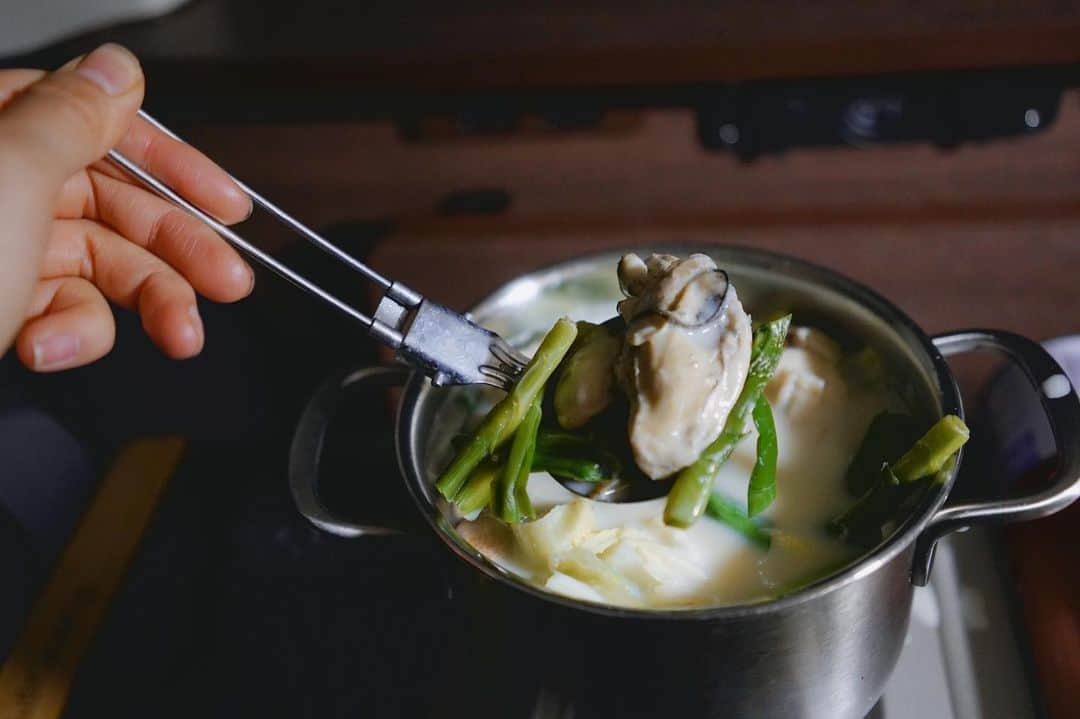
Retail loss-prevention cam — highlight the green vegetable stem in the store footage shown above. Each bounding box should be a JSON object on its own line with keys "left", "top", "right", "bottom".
{"left": 493, "top": 395, "right": 542, "bottom": 523}
{"left": 891, "top": 414, "right": 970, "bottom": 482}
{"left": 830, "top": 414, "right": 970, "bottom": 546}
{"left": 747, "top": 396, "right": 778, "bottom": 517}
{"left": 705, "top": 493, "right": 772, "bottom": 549}
{"left": 455, "top": 458, "right": 501, "bottom": 515}
{"left": 435, "top": 318, "right": 577, "bottom": 503}
{"left": 664, "top": 314, "right": 792, "bottom": 528}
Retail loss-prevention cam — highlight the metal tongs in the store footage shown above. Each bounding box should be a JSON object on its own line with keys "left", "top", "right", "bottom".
{"left": 107, "top": 110, "right": 527, "bottom": 390}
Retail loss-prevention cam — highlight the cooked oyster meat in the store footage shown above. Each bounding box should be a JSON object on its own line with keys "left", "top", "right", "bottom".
{"left": 616, "top": 253, "right": 752, "bottom": 479}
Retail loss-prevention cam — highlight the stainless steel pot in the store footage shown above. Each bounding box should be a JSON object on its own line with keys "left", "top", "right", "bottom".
{"left": 289, "top": 246, "right": 1080, "bottom": 719}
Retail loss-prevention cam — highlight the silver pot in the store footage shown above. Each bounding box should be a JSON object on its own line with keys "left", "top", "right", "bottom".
{"left": 290, "top": 246, "right": 1080, "bottom": 719}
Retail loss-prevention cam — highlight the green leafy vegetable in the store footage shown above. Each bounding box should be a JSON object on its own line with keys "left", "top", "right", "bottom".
{"left": 531, "top": 455, "right": 608, "bottom": 483}
{"left": 828, "top": 466, "right": 903, "bottom": 546}
{"left": 844, "top": 411, "right": 922, "bottom": 496}
{"left": 705, "top": 493, "right": 772, "bottom": 549}
{"left": 830, "top": 414, "right": 969, "bottom": 547}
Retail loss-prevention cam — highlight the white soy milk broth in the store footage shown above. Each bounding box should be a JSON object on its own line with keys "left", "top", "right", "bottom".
{"left": 443, "top": 287, "right": 897, "bottom": 609}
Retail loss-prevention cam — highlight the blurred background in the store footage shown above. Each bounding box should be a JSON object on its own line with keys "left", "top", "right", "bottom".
{"left": 0, "top": 1, "right": 1077, "bottom": 717}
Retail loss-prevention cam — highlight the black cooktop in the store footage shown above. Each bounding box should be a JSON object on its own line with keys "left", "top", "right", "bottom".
{"left": 61, "top": 442, "right": 459, "bottom": 719}
{"left": 0, "top": 226, "right": 1030, "bottom": 719}
{"left": 0, "top": 227, "right": 470, "bottom": 717}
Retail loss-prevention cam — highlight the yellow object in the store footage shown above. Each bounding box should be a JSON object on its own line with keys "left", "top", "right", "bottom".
{"left": 0, "top": 437, "right": 185, "bottom": 719}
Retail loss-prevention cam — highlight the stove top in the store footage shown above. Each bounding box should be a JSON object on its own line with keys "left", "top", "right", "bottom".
{"left": 0, "top": 435, "right": 1038, "bottom": 719}
{"left": 0, "top": 240, "right": 1047, "bottom": 718}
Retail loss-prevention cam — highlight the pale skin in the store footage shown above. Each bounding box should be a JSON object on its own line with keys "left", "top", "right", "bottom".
{"left": 0, "top": 43, "right": 254, "bottom": 372}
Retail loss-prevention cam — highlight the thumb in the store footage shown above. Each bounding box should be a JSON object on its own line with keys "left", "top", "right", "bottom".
{"left": 0, "top": 43, "right": 144, "bottom": 190}
{"left": 0, "top": 43, "right": 143, "bottom": 358}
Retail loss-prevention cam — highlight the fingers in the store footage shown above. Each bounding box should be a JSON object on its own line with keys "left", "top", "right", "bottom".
{"left": 0, "top": 45, "right": 144, "bottom": 352}
{"left": 0, "top": 69, "right": 45, "bottom": 106}
{"left": 0, "top": 44, "right": 144, "bottom": 190}
{"left": 83, "top": 170, "right": 254, "bottom": 302}
{"left": 14, "top": 277, "right": 115, "bottom": 372}
{"left": 54, "top": 168, "right": 96, "bottom": 219}
{"left": 136, "top": 272, "right": 205, "bottom": 360}
{"left": 41, "top": 218, "right": 205, "bottom": 359}
{"left": 0, "top": 44, "right": 249, "bottom": 370}
{"left": 99, "top": 114, "right": 252, "bottom": 224}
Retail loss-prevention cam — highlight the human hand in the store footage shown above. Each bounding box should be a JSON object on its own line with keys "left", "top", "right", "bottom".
{"left": 0, "top": 43, "right": 253, "bottom": 371}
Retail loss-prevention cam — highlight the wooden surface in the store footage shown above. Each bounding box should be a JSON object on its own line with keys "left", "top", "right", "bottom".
{"left": 368, "top": 228, "right": 1080, "bottom": 340}
{"left": 181, "top": 92, "right": 1080, "bottom": 235}
{"left": 174, "top": 90, "right": 1080, "bottom": 343}
{"left": 1006, "top": 477, "right": 1080, "bottom": 719}
{"left": 19, "top": 0, "right": 1080, "bottom": 91}
{"left": 179, "top": 90, "right": 1080, "bottom": 347}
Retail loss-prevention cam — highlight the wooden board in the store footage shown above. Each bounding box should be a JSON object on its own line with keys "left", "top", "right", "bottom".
{"left": 366, "top": 226, "right": 1080, "bottom": 342}
{"left": 16, "top": 1, "right": 1080, "bottom": 90}
{"left": 179, "top": 93, "right": 1080, "bottom": 240}
{"left": 0, "top": 439, "right": 185, "bottom": 719}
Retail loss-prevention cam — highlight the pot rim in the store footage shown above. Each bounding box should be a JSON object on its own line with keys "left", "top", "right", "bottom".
{"left": 397, "top": 243, "right": 964, "bottom": 620}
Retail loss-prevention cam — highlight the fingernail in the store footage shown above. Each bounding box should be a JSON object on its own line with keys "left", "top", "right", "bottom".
{"left": 188, "top": 305, "right": 204, "bottom": 343}
{"left": 226, "top": 260, "right": 254, "bottom": 297}
{"left": 33, "top": 334, "right": 80, "bottom": 371}
{"left": 241, "top": 263, "right": 256, "bottom": 296}
{"left": 74, "top": 44, "right": 139, "bottom": 96}
{"left": 220, "top": 183, "right": 252, "bottom": 218}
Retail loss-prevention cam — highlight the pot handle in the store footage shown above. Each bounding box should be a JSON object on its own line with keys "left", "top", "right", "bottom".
{"left": 289, "top": 365, "right": 412, "bottom": 537}
{"left": 911, "top": 330, "right": 1080, "bottom": 586}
